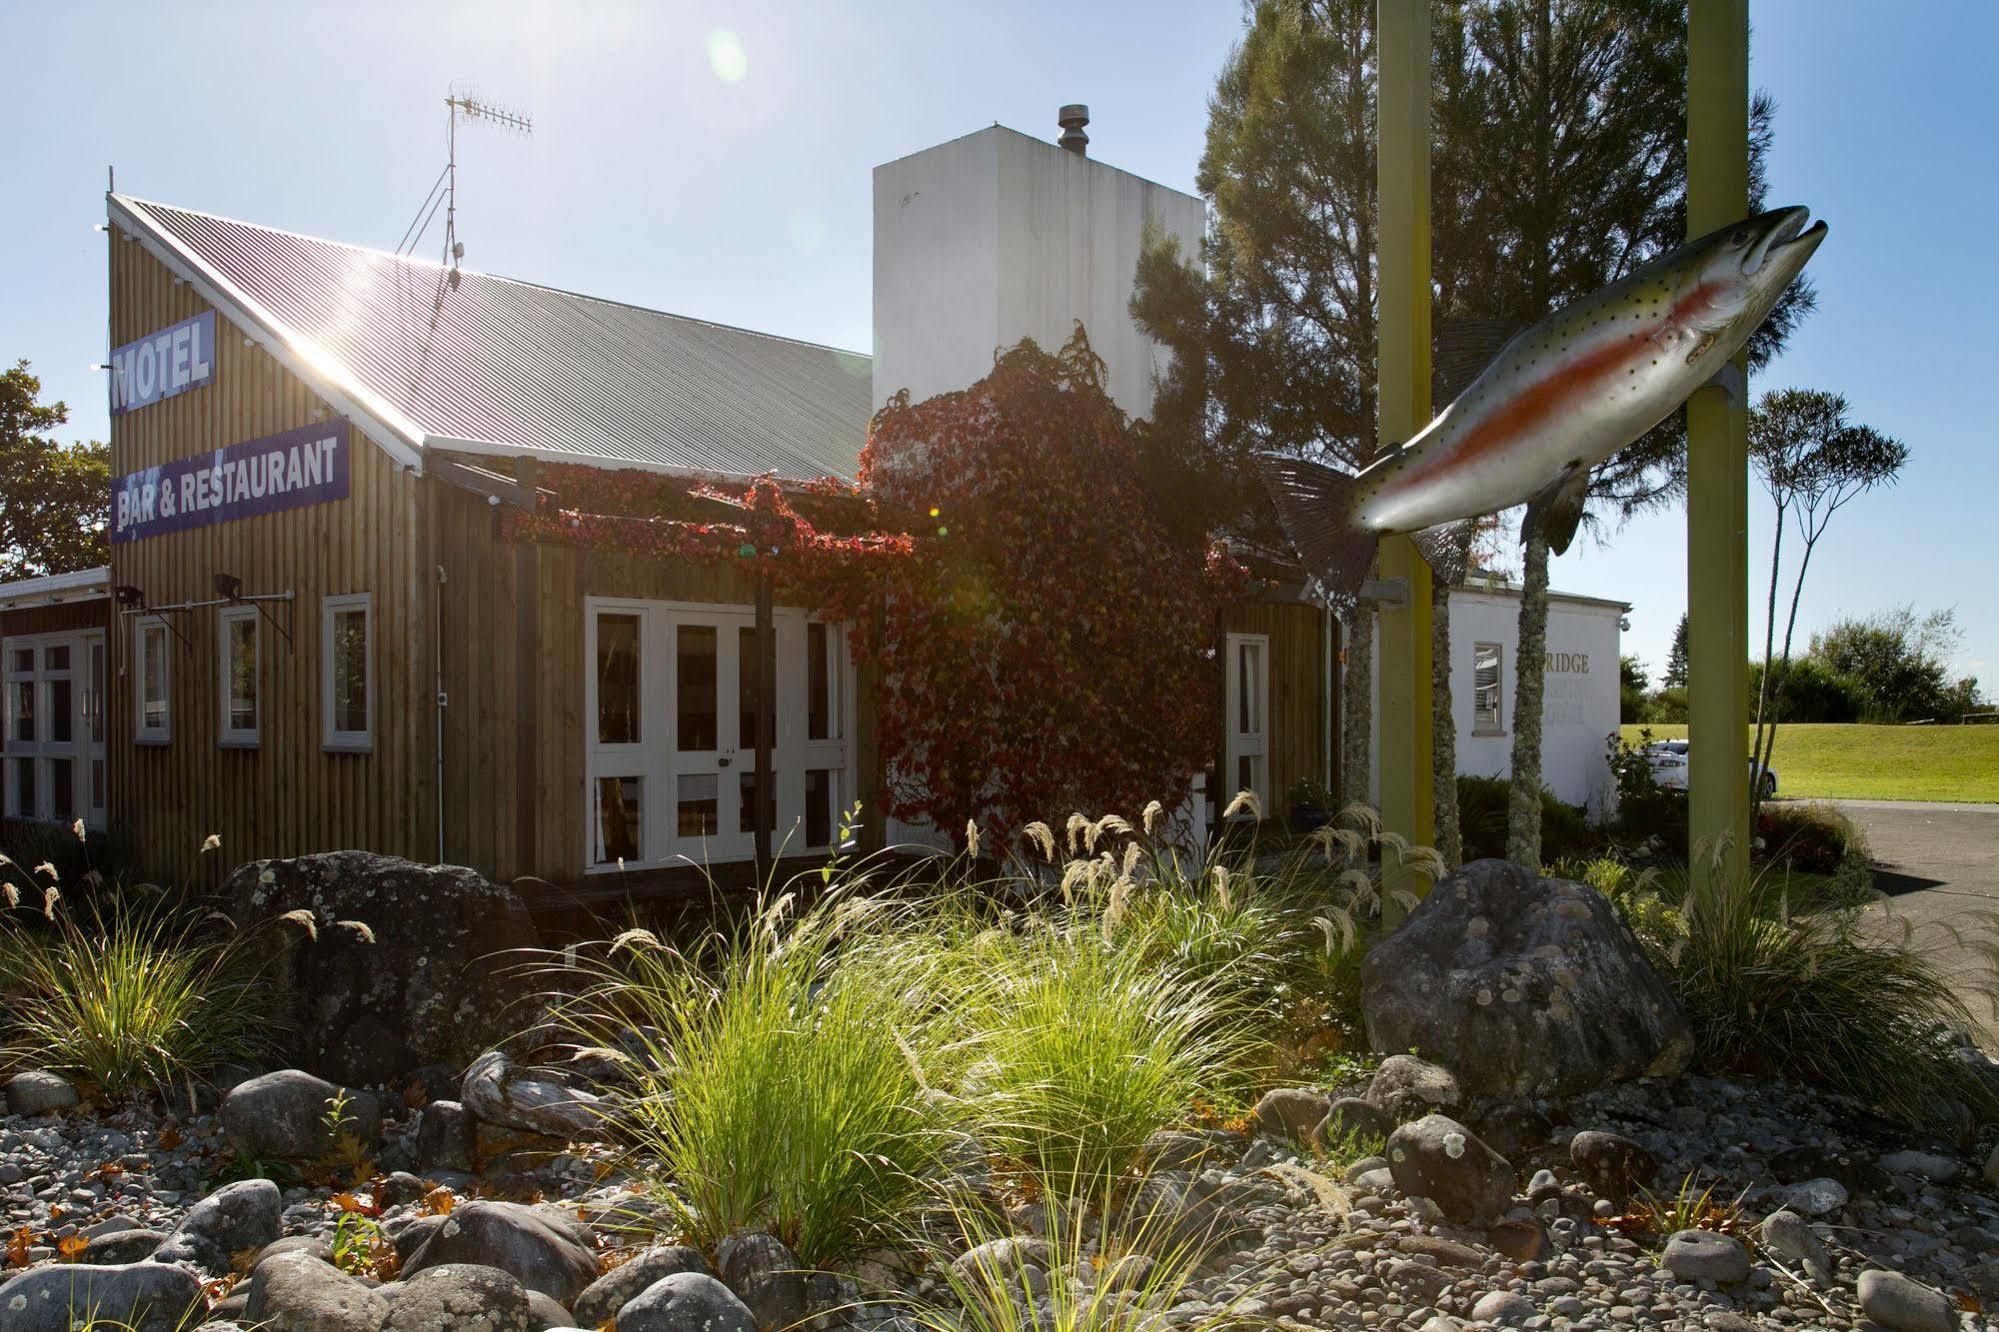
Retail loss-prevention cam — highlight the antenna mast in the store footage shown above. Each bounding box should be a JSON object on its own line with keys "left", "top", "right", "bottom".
{"left": 439, "top": 91, "right": 533, "bottom": 288}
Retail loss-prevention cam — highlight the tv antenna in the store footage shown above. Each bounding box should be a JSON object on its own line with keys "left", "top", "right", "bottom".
{"left": 395, "top": 89, "right": 532, "bottom": 320}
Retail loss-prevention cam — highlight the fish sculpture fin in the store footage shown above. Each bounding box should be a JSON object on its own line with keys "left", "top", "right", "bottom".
{"left": 1525, "top": 462, "right": 1592, "bottom": 557}
{"left": 1434, "top": 318, "right": 1527, "bottom": 405}
{"left": 1411, "top": 520, "right": 1476, "bottom": 588}
{"left": 1256, "top": 453, "right": 1379, "bottom": 610}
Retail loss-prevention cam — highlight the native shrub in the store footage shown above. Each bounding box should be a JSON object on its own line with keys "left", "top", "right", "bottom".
{"left": 863, "top": 327, "right": 1245, "bottom": 840}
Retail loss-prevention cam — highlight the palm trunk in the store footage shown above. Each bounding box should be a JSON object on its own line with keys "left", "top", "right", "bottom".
{"left": 1750, "top": 498, "right": 1785, "bottom": 817}
{"left": 1506, "top": 520, "right": 1552, "bottom": 869}
{"left": 1431, "top": 574, "right": 1461, "bottom": 868}
{"left": 1341, "top": 606, "right": 1375, "bottom": 810}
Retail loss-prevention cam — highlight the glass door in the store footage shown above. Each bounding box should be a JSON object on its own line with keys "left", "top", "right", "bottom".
{"left": 1225, "top": 633, "right": 1270, "bottom": 818}
{"left": 667, "top": 610, "right": 757, "bottom": 864}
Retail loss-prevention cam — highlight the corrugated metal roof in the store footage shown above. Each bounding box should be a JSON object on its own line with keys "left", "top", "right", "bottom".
{"left": 115, "top": 196, "right": 874, "bottom": 482}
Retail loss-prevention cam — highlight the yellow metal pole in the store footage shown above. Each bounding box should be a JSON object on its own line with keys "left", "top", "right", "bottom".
{"left": 1686, "top": 0, "right": 1751, "bottom": 890}
{"left": 1376, "top": 0, "right": 1436, "bottom": 907}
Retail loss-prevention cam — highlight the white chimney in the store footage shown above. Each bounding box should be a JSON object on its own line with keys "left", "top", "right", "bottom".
{"left": 871, "top": 111, "right": 1205, "bottom": 422}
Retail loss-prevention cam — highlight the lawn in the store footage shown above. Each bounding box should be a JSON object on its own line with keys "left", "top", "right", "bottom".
{"left": 1619, "top": 722, "right": 1999, "bottom": 804}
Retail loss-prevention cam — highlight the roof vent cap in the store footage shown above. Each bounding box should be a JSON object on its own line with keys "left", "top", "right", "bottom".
{"left": 1057, "top": 104, "right": 1090, "bottom": 156}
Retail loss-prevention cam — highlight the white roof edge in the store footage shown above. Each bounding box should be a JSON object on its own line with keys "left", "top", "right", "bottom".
{"left": 426, "top": 434, "right": 855, "bottom": 489}
{"left": 1454, "top": 581, "right": 1632, "bottom": 613}
{"left": 108, "top": 195, "right": 428, "bottom": 473}
{"left": 0, "top": 566, "right": 110, "bottom": 611}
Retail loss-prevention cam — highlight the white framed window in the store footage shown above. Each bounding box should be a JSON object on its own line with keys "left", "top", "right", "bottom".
{"left": 1472, "top": 641, "right": 1504, "bottom": 733}
{"left": 135, "top": 617, "right": 172, "bottom": 745}
{"left": 1224, "top": 632, "right": 1270, "bottom": 819}
{"left": 219, "top": 606, "right": 260, "bottom": 747}
{"left": 322, "top": 593, "right": 372, "bottom": 752}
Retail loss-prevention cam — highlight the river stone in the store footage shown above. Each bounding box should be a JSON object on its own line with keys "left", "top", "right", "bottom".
{"left": 1361, "top": 859, "right": 1692, "bottom": 1098}
{"left": 1878, "top": 1149, "right": 1961, "bottom": 1182}
{"left": 1662, "top": 1229, "right": 1751, "bottom": 1284}
{"left": 1250, "top": 1087, "right": 1333, "bottom": 1140}
{"left": 461, "top": 1050, "right": 609, "bottom": 1140}
{"left": 1778, "top": 1176, "right": 1849, "bottom": 1217}
{"left": 244, "top": 1250, "right": 390, "bottom": 1331}
{"left": 220, "top": 1070, "right": 381, "bottom": 1158}
{"left": 79, "top": 1229, "right": 170, "bottom": 1265}
{"left": 1569, "top": 1130, "right": 1658, "bottom": 1204}
{"left": 403, "top": 1199, "right": 601, "bottom": 1306}
{"left": 526, "top": 1288, "right": 576, "bottom": 1330}
{"left": 717, "top": 1231, "right": 807, "bottom": 1331}
{"left": 152, "top": 1178, "right": 282, "bottom": 1271}
{"left": 417, "top": 1099, "right": 478, "bottom": 1172}
{"left": 1469, "top": 1289, "right": 1535, "bottom": 1326}
{"left": 3, "top": 1070, "right": 79, "bottom": 1116}
{"left": 573, "top": 1245, "right": 715, "bottom": 1327}
{"left": 1760, "top": 1209, "right": 1832, "bottom": 1285}
{"left": 225, "top": 850, "right": 542, "bottom": 1085}
{"left": 617, "top": 1272, "right": 759, "bottom": 1332}
{"left": 383, "top": 1262, "right": 532, "bottom": 1332}
{"left": 1385, "top": 1113, "right": 1515, "bottom": 1223}
{"left": 0, "top": 1262, "right": 203, "bottom": 1332}
{"left": 1367, "top": 1054, "right": 1462, "bottom": 1121}
{"left": 1856, "top": 1268, "right": 1956, "bottom": 1332}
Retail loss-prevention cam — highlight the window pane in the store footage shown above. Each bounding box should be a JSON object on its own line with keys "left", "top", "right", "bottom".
{"left": 88, "top": 643, "right": 105, "bottom": 743}
{"left": 1238, "top": 643, "right": 1250, "bottom": 733}
{"left": 676, "top": 625, "right": 717, "bottom": 751}
{"left": 737, "top": 769, "right": 777, "bottom": 837}
{"left": 1473, "top": 642, "right": 1503, "bottom": 727}
{"left": 13, "top": 757, "right": 34, "bottom": 818}
{"left": 142, "top": 626, "right": 168, "bottom": 729}
{"left": 333, "top": 609, "right": 367, "bottom": 733}
{"left": 738, "top": 626, "right": 773, "bottom": 753}
{"left": 808, "top": 624, "right": 830, "bottom": 741}
{"left": 805, "top": 768, "right": 832, "bottom": 848}
{"left": 597, "top": 614, "right": 641, "bottom": 744}
{"left": 1238, "top": 754, "right": 1254, "bottom": 798}
{"left": 49, "top": 759, "right": 73, "bottom": 823}
{"left": 595, "top": 775, "right": 642, "bottom": 863}
{"left": 49, "top": 679, "right": 72, "bottom": 743}
{"left": 677, "top": 773, "right": 719, "bottom": 837}
{"left": 228, "top": 618, "right": 258, "bottom": 731}
{"left": 44, "top": 645, "right": 69, "bottom": 672}
{"left": 11, "top": 680, "right": 31, "bottom": 742}
{"left": 8, "top": 648, "right": 30, "bottom": 675}
{"left": 91, "top": 759, "right": 105, "bottom": 811}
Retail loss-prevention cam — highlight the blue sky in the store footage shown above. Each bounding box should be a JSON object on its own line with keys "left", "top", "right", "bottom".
{"left": 5, "top": 0, "right": 1993, "bottom": 687}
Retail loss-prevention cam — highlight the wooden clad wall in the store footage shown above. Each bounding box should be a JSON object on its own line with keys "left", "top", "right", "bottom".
{"left": 1, "top": 601, "right": 113, "bottom": 639}
{"left": 1227, "top": 596, "right": 1336, "bottom": 807}
{"left": 108, "top": 231, "right": 430, "bottom": 883}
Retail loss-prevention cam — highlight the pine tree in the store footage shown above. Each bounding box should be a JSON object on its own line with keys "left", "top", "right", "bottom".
{"left": 1664, "top": 613, "right": 1690, "bottom": 689}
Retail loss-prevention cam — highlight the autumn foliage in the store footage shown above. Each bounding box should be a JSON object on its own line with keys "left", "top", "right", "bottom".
{"left": 863, "top": 329, "right": 1243, "bottom": 840}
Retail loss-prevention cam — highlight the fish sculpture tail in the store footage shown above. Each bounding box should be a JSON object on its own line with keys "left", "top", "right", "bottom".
{"left": 1257, "top": 454, "right": 1380, "bottom": 609}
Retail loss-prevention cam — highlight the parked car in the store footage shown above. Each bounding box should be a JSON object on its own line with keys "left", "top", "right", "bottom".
{"left": 1643, "top": 739, "right": 1778, "bottom": 798}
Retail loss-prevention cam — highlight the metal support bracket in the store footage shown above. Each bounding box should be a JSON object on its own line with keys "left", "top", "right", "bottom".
{"left": 1359, "top": 577, "right": 1411, "bottom": 609}
{"left": 1702, "top": 360, "right": 1746, "bottom": 406}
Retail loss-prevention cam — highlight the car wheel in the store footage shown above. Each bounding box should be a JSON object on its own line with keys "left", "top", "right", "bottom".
{"left": 1759, "top": 772, "right": 1776, "bottom": 799}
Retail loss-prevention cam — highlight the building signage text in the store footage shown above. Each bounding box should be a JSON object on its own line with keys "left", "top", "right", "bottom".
{"left": 1544, "top": 651, "right": 1590, "bottom": 674}
{"left": 109, "top": 310, "right": 216, "bottom": 415}
{"left": 111, "top": 418, "right": 351, "bottom": 545}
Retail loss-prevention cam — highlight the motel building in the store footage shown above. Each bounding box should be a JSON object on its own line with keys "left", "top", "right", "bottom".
{"left": 0, "top": 112, "right": 1624, "bottom": 887}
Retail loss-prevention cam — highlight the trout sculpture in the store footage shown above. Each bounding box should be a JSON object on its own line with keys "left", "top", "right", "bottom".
{"left": 1261, "top": 206, "right": 1826, "bottom": 604}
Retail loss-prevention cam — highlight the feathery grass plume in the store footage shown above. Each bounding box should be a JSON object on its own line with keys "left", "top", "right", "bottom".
{"left": 1142, "top": 799, "right": 1164, "bottom": 834}
{"left": 200, "top": 833, "right": 221, "bottom": 854}
{"left": 71, "top": 819, "right": 85, "bottom": 842}
{"left": 276, "top": 908, "right": 318, "bottom": 941}
{"left": 1121, "top": 841, "right": 1142, "bottom": 878}
{"left": 33, "top": 862, "right": 58, "bottom": 880}
{"left": 335, "top": 920, "right": 377, "bottom": 944}
{"left": 2, "top": 883, "right": 15, "bottom": 909}
{"left": 609, "top": 927, "right": 667, "bottom": 956}
{"left": 42, "top": 885, "right": 60, "bottom": 920}
{"left": 1064, "top": 812, "right": 1090, "bottom": 855}
{"left": 1085, "top": 813, "right": 1131, "bottom": 855}
{"left": 964, "top": 819, "right": 981, "bottom": 860}
{"left": 1020, "top": 821, "right": 1057, "bottom": 861}
{"left": 1222, "top": 788, "right": 1261, "bottom": 821}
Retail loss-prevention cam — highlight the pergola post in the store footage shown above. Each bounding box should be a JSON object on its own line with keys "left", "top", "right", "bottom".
{"left": 1376, "top": 0, "right": 1436, "bottom": 908}
{"left": 1686, "top": 0, "right": 1751, "bottom": 889}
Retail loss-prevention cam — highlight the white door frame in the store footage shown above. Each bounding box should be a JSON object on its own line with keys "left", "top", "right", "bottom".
{"left": 1224, "top": 631, "right": 1270, "bottom": 818}
{"left": 2, "top": 628, "right": 107, "bottom": 830}
{"left": 583, "top": 598, "right": 856, "bottom": 873}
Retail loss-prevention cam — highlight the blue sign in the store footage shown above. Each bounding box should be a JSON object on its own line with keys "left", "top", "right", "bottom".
{"left": 112, "top": 418, "right": 351, "bottom": 545}
{"left": 109, "top": 310, "right": 217, "bottom": 416}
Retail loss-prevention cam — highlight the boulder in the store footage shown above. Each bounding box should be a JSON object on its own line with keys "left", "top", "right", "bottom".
{"left": 152, "top": 1178, "right": 282, "bottom": 1272}
{"left": 527, "top": 1288, "right": 577, "bottom": 1330}
{"left": 224, "top": 850, "right": 542, "bottom": 1085}
{"left": 1777, "top": 1176, "right": 1849, "bottom": 1217}
{"left": 1856, "top": 1269, "right": 1956, "bottom": 1332}
{"left": 1760, "top": 1209, "right": 1831, "bottom": 1285}
{"left": 415, "top": 1100, "right": 478, "bottom": 1173}
{"left": 1878, "top": 1149, "right": 1961, "bottom": 1183}
{"left": 1361, "top": 859, "right": 1692, "bottom": 1099}
{"left": 1662, "top": 1230, "right": 1751, "bottom": 1284}
{"left": 220, "top": 1070, "right": 380, "bottom": 1159}
{"left": 0, "top": 1262, "right": 203, "bottom": 1332}
{"left": 1366, "top": 1055, "right": 1462, "bottom": 1121}
{"left": 1318, "top": 1096, "right": 1391, "bottom": 1145}
{"left": 403, "top": 1199, "right": 601, "bottom": 1306}
{"left": 717, "top": 1232, "right": 806, "bottom": 1331}
{"left": 3, "top": 1070, "right": 79, "bottom": 1116}
{"left": 462, "top": 1051, "right": 609, "bottom": 1140}
{"left": 618, "top": 1272, "right": 760, "bottom": 1332}
{"left": 1487, "top": 1216, "right": 1551, "bottom": 1262}
{"left": 383, "top": 1262, "right": 532, "bottom": 1332}
{"left": 1141, "top": 1128, "right": 1243, "bottom": 1171}
{"left": 244, "top": 1250, "right": 390, "bottom": 1330}
{"left": 573, "top": 1246, "right": 715, "bottom": 1328}
{"left": 1568, "top": 1130, "right": 1658, "bottom": 1205}
{"left": 950, "top": 1236, "right": 1052, "bottom": 1285}
{"left": 79, "top": 1229, "right": 170, "bottom": 1265}
{"left": 1473, "top": 1102, "right": 1553, "bottom": 1162}
{"left": 1384, "top": 1114, "right": 1515, "bottom": 1223}
{"left": 1250, "top": 1087, "right": 1332, "bottom": 1141}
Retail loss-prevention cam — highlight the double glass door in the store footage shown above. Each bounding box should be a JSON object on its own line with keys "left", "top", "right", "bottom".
{"left": 586, "top": 601, "right": 850, "bottom": 870}
{"left": 3, "top": 631, "right": 108, "bottom": 830}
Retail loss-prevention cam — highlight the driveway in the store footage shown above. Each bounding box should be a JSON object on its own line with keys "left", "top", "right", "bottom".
{"left": 1829, "top": 799, "right": 1999, "bottom": 1050}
